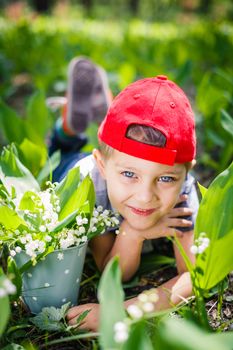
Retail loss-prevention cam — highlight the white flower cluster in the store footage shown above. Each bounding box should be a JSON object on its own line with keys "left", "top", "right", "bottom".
{"left": 127, "top": 289, "right": 158, "bottom": 319}
{"left": 113, "top": 289, "right": 159, "bottom": 344}
{"left": 114, "top": 321, "right": 129, "bottom": 343}
{"left": 58, "top": 228, "right": 88, "bottom": 250}
{"left": 5, "top": 199, "right": 119, "bottom": 263}
{"left": 10, "top": 233, "right": 46, "bottom": 259}
{"left": 190, "top": 232, "right": 210, "bottom": 255}
{"left": 0, "top": 277, "right": 16, "bottom": 298}
{"left": 89, "top": 206, "right": 120, "bottom": 235}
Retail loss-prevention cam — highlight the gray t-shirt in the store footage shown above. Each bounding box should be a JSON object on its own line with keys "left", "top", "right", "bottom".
{"left": 75, "top": 155, "right": 199, "bottom": 253}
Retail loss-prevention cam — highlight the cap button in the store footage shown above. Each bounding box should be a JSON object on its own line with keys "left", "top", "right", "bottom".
{"left": 156, "top": 75, "right": 168, "bottom": 81}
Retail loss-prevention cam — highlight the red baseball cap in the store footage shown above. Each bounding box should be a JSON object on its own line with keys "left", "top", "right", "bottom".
{"left": 98, "top": 75, "right": 196, "bottom": 165}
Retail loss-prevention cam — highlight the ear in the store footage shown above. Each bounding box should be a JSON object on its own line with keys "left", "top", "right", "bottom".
{"left": 185, "top": 159, "right": 196, "bottom": 172}
{"left": 92, "top": 149, "right": 106, "bottom": 179}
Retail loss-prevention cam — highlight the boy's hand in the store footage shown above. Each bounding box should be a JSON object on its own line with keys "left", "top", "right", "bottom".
{"left": 152, "top": 194, "right": 193, "bottom": 238}
{"left": 67, "top": 303, "right": 100, "bottom": 331}
{"left": 122, "top": 194, "right": 193, "bottom": 241}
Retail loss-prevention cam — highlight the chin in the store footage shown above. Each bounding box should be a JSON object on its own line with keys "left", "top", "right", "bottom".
{"left": 127, "top": 218, "right": 157, "bottom": 232}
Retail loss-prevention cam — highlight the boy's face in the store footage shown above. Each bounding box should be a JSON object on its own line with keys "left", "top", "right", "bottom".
{"left": 94, "top": 149, "right": 187, "bottom": 232}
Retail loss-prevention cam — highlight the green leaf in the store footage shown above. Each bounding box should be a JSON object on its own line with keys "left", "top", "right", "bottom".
{"left": 30, "top": 302, "right": 70, "bottom": 332}
{"left": 75, "top": 309, "right": 91, "bottom": 326}
{"left": 18, "top": 191, "right": 39, "bottom": 211}
{"left": 26, "top": 90, "right": 50, "bottom": 140}
{"left": 0, "top": 269, "right": 10, "bottom": 337}
{"left": 156, "top": 317, "right": 233, "bottom": 350}
{"left": 55, "top": 166, "right": 81, "bottom": 214}
{"left": 0, "top": 295, "right": 10, "bottom": 337}
{"left": 98, "top": 257, "right": 126, "bottom": 350}
{"left": 195, "top": 161, "right": 233, "bottom": 290}
{"left": 123, "top": 321, "right": 153, "bottom": 350}
{"left": 0, "top": 100, "right": 25, "bottom": 144}
{"left": 0, "top": 145, "right": 40, "bottom": 197}
{"left": 0, "top": 99, "right": 46, "bottom": 148}
{"left": 19, "top": 139, "right": 47, "bottom": 177}
{"left": 0, "top": 205, "right": 27, "bottom": 230}
{"left": 57, "top": 169, "right": 95, "bottom": 221}
{"left": 197, "top": 182, "right": 207, "bottom": 198}
{"left": 220, "top": 109, "right": 233, "bottom": 138}
{"left": 7, "top": 257, "right": 22, "bottom": 301}
{"left": 37, "top": 150, "right": 61, "bottom": 186}
{"left": 196, "top": 229, "right": 233, "bottom": 291}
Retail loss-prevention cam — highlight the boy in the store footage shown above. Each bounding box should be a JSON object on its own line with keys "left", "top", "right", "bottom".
{"left": 65, "top": 73, "right": 198, "bottom": 330}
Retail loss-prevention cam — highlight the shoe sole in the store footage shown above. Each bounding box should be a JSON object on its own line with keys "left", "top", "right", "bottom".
{"left": 65, "top": 57, "right": 110, "bottom": 134}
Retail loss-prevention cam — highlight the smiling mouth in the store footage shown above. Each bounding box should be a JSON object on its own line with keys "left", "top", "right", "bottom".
{"left": 127, "top": 206, "right": 157, "bottom": 216}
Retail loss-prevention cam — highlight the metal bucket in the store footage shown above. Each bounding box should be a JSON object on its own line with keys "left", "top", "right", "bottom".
{"left": 15, "top": 243, "right": 87, "bottom": 314}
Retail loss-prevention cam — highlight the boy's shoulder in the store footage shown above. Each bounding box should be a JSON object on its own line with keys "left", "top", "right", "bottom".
{"left": 74, "top": 154, "right": 111, "bottom": 210}
{"left": 74, "top": 154, "right": 96, "bottom": 178}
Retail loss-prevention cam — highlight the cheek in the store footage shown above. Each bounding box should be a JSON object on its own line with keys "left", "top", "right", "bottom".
{"left": 159, "top": 186, "right": 181, "bottom": 209}
{"left": 106, "top": 178, "right": 131, "bottom": 207}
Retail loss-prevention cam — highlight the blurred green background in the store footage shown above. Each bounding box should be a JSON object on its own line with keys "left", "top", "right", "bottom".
{"left": 0, "top": 0, "right": 232, "bottom": 183}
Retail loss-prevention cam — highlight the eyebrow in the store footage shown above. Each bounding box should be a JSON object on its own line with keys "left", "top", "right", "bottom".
{"left": 115, "top": 163, "right": 140, "bottom": 172}
{"left": 115, "top": 163, "right": 184, "bottom": 175}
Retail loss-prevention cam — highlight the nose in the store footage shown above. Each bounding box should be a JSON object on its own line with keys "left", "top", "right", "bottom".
{"left": 134, "top": 183, "right": 156, "bottom": 205}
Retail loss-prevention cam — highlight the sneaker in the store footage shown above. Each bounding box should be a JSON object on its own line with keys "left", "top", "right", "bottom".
{"left": 62, "top": 57, "right": 112, "bottom": 135}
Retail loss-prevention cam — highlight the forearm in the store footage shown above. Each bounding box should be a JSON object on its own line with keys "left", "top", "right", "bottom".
{"left": 125, "top": 271, "right": 193, "bottom": 310}
{"left": 102, "top": 229, "right": 144, "bottom": 282}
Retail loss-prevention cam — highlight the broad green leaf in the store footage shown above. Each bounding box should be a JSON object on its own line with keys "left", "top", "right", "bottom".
{"left": 52, "top": 199, "right": 91, "bottom": 233}
{"left": 196, "top": 229, "right": 233, "bottom": 290}
{"left": 37, "top": 150, "right": 61, "bottom": 185}
{"left": 55, "top": 166, "right": 81, "bottom": 213}
{"left": 57, "top": 169, "right": 95, "bottom": 221}
{"left": 156, "top": 317, "right": 233, "bottom": 350}
{"left": 0, "top": 145, "right": 40, "bottom": 197}
{"left": 0, "top": 205, "right": 27, "bottom": 230}
{"left": 7, "top": 257, "right": 22, "bottom": 301}
{"left": 19, "top": 139, "right": 47, "bottom": 177}
{"left": 197, "top": 182, "right": 207, "bottom": 198}
{"left": 98, "top": 257, "right": 126, "bottom": 350}
{"left": 26, "top": 90, "right": 50, "bottom": 140}
{"left": 0, "top": 269, "right": 10, "bottom": 337}
{"left": 0, "top": 100, "right": 25, "bottom": 144}
{"left": 0, "top": 100, "right": 45, "bottom": 148}
{"left": 195, "top": 161, "right": 233, "bottom": 290}
{"left": 51, "top": 209, "right": 79, "bottom": 233}
{"left": 220, "top": 109, "right": 233, "bottom": 138}
{"left": 0, "top": 295, "right": 10, "bottom": 337}
{"left": 19, "top": 191, "right": 41, "bottom": 212}
{"left": 123, "top": 321, "right": 153, "bottom": 350}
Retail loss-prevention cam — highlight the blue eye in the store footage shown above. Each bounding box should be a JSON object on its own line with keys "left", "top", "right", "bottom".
{"left": 159, "top": 176, "right": 175, "bottom": 183}
{"left": 122, "top": 171, "right": 135, "bottom": 178}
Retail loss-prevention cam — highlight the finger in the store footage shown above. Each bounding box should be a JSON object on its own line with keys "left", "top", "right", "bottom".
{"left": 66, "top": 306, "right": 81, "bottom": 321}
{"left": 169, "top": 207, "right": 193, "bottom": 217}
{"left": 163, "top": 228, "right": 184, "bottom": 238}
{"left": 176, "top": 194, "right": 189, "bottom": 205}
{"left": 168, "top": 218, "right": 193, "bottom": 228}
